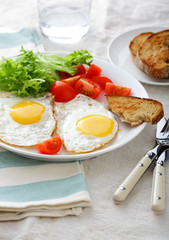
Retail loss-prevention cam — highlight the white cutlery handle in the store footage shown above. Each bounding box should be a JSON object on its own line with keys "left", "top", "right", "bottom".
{"left": 113, "top": 156, "right": 152, "bottom": 202}
{"left": 151, "top": 165, "right": 165, "bottom": 212}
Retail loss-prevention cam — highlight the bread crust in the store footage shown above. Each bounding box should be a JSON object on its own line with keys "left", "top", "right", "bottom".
{"left": 107, "top": 95, "right": 164, "bottom": 127}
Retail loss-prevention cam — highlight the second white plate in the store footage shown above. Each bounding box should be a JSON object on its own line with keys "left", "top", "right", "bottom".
{"left": 108, "top": 26, "right": 169, "bottom": 86}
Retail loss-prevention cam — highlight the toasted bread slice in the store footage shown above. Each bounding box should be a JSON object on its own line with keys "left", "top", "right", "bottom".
{"left": 136, "top": 30, "right": 169, "bottom": 78}
{"left": 129, "top": 32, "right": 153, "bottom": 61}
{"left": 107, "top": 95, "right": 164, "bottom": 127}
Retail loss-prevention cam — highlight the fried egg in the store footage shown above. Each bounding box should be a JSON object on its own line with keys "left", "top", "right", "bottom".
{"left": 0, "top": 92, "right": 56, "bottom": 146}
{"left": 55, "top": 94, "right": 118, "bottom": 153}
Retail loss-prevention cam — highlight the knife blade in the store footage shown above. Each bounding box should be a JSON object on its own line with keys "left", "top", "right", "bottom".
{"left": 151, "top": 148, "right": 169, "bottom": 213}
{"left": 113, "top": 117, "right": 169, "bottom": 203}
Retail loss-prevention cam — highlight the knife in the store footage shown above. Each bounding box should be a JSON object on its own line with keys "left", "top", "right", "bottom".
{"left": 113, "top": 117, "right": 169, "bottom": 203}
{"left": 151, "top": 147, "right": 169, "bottom": 212}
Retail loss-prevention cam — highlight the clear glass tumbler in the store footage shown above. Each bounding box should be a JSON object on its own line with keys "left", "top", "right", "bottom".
{"left": 37, "top": 0, "right": 92, "bottom": 43}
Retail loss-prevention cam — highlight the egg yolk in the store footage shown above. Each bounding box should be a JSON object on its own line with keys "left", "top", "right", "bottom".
{"left": 10, "top": 101, "right": 45, "bottom": 124}
{"left": 76, "top": 115, "right": 114, "bottom": 137}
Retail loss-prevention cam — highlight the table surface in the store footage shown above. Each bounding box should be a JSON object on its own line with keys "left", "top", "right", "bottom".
{"left": 0, "top": 0, "right": 169, "bottom": 239}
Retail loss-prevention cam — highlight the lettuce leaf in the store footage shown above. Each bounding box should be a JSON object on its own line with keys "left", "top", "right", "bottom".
{"left": 0, "top": 48, "right": 93, "bottom": 97}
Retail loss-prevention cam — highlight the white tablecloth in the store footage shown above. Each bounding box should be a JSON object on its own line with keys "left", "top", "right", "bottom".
{"left": 0, "top": 0, "right": 169, "bottom": 239}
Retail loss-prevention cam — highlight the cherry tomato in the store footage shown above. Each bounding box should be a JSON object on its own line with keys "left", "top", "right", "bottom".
{"left": 86, "top": 64, "right": 102, "bottom": 78}
{"left": 74, "top": 64, "right": 86, "bottom": 75}
{"left": 74, "top": 78, "right": 102, "bottom": 99}
{"left": 50, "top": 81, "right": 76, "bottom": 102}
{"left": 61, "top": 75, "right": 81, "bottom": 87}
{"left": 59, "top": 71, "right": 71, "bottom": 79}
{"left": 105, "top": 82, "right": 131, "bottom": 96}
{"left": 36, "top": 135, "right": 62, "bottom": 155}
{"left": 59, "top": 65, "right": 86, "bottom": 79}
{"left": 91, "top": 76, "right": 112, "bottom": 89}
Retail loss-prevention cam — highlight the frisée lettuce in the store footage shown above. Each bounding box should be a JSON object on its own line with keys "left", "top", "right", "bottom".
{"left": 0, "top": 47, "right": 93, "bottom": 97}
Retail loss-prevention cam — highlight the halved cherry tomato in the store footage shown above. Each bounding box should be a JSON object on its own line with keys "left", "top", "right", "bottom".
{"left": 86, "top": 64, "right": 102, "bottom": 78}
{"left": 74, "top": 64, "right": 86, "bottom": 75}
{"left": 36, "top": 135, "right": 62, "bottom": 155}
{"left": 105, "top": 82, "right": 131, "bottom": 96}
{"left": 74, "top": 78, "right": 102, "bottom": 99}
{"left": 50, "top": 81, "right": 76, "bottom": 102}
{"left": 59, "top": 65, "right": 86, "bottom": 79}
{"left": 59, "top": 71, "right": 71, "bottom": 79}
{"left": 91, "top": 76, "right": 112, "bottom": 89}
{"left": 61, "top": 75, "right": 81, "bottom": 87}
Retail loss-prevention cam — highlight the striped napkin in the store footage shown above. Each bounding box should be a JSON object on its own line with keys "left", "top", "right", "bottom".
{"left": 0, "top": 28, "right": 91, "bottom": 221}
{"left": 0, "top": 28, "right": 44, "bottom": 57}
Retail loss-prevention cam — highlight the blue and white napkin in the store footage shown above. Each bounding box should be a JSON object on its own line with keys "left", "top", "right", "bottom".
{"left": 0, "top": 148, "right": 91, "bottom": 221}
{"left": 0, "top": 28, "right": 91, "bottom": 221}
{"left": 0, "top": 28, "right": 44, "bottom": 58}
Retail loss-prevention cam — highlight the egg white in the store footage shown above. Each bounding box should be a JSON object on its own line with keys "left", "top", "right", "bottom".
{"left": 0, "top": 92, "right": 56, "bottom": 146}
{"left": 55, "top": 94, "right": 118, "bottom": 153}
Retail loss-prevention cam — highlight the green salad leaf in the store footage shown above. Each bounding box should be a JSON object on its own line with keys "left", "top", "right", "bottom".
{"left": 0, "top": 47, "right": 93, "bottom": 97}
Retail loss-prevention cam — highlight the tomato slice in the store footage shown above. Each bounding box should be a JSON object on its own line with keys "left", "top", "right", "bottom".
{"left": 75, "top": 64, "right": 86, "bottom": 75}
{"left": 50, "top": 81, "right": 76, "bottom": 102}
{"left": 36, "top": 135, "right": 62, "bottom": 155}
{"left": 91, "top": 76, "right": 112, "bottom": 89}
{"left": 59, "top": 65, "right": 86, "bottom": 79}
{"left": 105, "top": 82, "right": 131, "bottom": 96}
{"left": 74, "top": 78, "right": 102, "bottom": 99}
{"left": 61, "top": 75, "right": 81, "bottom": 87}
{"left": 86, "top": 64, "right": 102, "bottom": 78}
{"left": 59, "top": 71, "right": 72, "bottom": 79}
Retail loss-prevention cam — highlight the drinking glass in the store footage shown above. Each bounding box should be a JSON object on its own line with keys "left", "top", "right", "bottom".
{"left": 37, "top": 0, "right": 92, "bottom": 43}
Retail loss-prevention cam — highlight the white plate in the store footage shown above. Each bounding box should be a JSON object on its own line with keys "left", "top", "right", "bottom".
{"left": 108, "top": 26, "right": 169, "bottom": 86}
{"left": 0, "top": 57, "right": 148, "bottom": 162}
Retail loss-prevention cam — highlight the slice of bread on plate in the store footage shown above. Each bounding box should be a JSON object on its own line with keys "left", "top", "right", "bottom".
{"left": 136, "top": 30, "right": 169, "bottom": 78}
{"left": 107, "top": 95, "right": 164, "bottom": 127}
{"left": 129, "top": 32, "right": 153, "bottom": 61}
{"left": 129, "top": 29, "right": 169, "bottom": 79}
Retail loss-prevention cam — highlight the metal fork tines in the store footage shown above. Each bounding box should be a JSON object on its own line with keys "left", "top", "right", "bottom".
{"left": 157, "top": 118, "right": 169, "bottom": 141}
